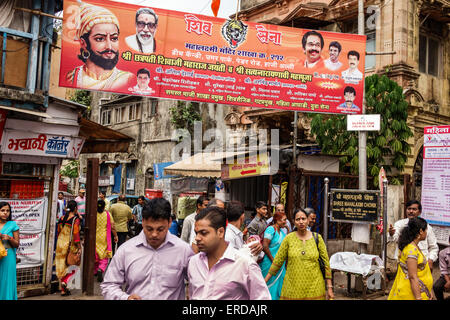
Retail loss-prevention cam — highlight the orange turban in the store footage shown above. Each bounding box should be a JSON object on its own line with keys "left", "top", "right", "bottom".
{"left": 75, "top": 2, "right": 120, "bottom": 40}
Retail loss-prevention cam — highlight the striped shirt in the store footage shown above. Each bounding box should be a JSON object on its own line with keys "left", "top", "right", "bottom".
{"left": 75, "top": 196, "right": 86, "bottom": 215}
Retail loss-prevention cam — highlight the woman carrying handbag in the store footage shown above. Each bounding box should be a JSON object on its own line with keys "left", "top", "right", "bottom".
{"left": 265, "top": 208, "right": 334, "bottom": 300}
{"left": 55, "top": 200, "right": 82, "bottom": 296}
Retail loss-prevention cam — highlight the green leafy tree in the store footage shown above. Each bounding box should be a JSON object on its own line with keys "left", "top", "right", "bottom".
{"left": 169, "top": 101, "right": 202, "bottom": 131}
{"left": 69, "top": 90, "right": 92, "bottom": 117}
{"left": 60, "top": 160, "right": 79, "bottom": 179}
{"left": 310, "top": 74, "right": 413, "bottom": 185}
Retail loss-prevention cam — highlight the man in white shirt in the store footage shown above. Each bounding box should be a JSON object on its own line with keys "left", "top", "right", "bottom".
{"left": 57, "top": 192, "right": 66, "bottom": 220}
{"left": 388, "top": 200, "right": 439, "bottom": 270}
{"left": 190, "top": 198, "right": 224, "bottom": 253}
{"left": 341, "top": 50, "right": 363, "bottom": 84}
{"left": 324, "top": 41, "right": 343, "bottom": 71}
{"left": 304, "top": 207, "right": 317, "bottom": 231}
{"left": 101, "top": 198, "right": 194, "bottom": 300}
{"left": 128, "top": 68, "right": 155, "bottom": 95}
{"left": 125, "top": 8, "right": 158, "bottom": 54}
{"left": 225, "top": 201, "right": 263, "bottom": 257}
{"left": 188, "top": 206, "right": 271, "bottom": 300}
{"left": 180, "top": 196, "right": 209, "bottom": 243}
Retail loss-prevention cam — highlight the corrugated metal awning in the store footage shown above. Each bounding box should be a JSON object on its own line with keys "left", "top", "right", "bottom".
{"left": 78, "top": 117, "right": 134, "bottom": 153}
{"left": 164, "top": 152, "right": 222, "bottom": 178}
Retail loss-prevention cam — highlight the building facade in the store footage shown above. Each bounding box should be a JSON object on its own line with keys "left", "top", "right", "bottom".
{"left": 78, "top": 91, "right": 234, "bottom": 200}
{"left": 236, "top": 0, "right": 450, "bottom": 193}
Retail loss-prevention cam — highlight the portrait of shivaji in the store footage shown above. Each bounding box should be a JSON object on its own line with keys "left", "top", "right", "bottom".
{"left": 65, "top": 2, "right": 134, "bottom": 91}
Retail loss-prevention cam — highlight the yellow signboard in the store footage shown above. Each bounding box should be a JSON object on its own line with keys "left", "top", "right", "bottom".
{"left": 221, "top": 153, "right": 270, "bottom": 180}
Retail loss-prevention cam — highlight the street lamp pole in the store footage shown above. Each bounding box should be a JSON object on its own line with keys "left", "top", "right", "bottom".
{"left": 353, "top": 0, "right": 370, "bottom": 254}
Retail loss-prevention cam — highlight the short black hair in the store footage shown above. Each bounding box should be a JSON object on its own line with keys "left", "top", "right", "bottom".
{"left": 347, "top": 50, "right": 360, "bottom": 60}
{"left": 58, "top": 192, "right": 64, "bottom": 196}
{"left": 138, "top": 195, "right": 146, "bottom": 202}
{"left": 302, "top": 30, "right": 324, "bottom": 50}
{"left": 255, "top": 201, "right": 267, "bottom": 210}
{"left": 329, "top": 41, "right": 342, "bottom": 52}
{"left": 227, "top": 201, "right": 245, "bottom": 222}
{"left": 197, "top": 196, "right": 209, "bottom": 208}
{"left": 195, "top": 206, "right": 227, "bottom": 231}
{"left": 137, "top": 68, "right": 150, "bottom": 78}
{"left": 406, "top": 200, "right": 422, "bottom": 212}
{"left": 142, "top": 197, "right": 171, "bottom": 221}
{"left": 344, "top": 86, "right": 356, "bottom": 96}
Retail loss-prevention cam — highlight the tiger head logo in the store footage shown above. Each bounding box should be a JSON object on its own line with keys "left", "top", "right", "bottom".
{"left": 221, "top": 19, "right": 248, "bottom": 49}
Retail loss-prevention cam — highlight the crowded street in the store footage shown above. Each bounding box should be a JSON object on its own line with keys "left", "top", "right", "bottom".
{"left": 1, "top": 0, "right": 449, "bottom": 313}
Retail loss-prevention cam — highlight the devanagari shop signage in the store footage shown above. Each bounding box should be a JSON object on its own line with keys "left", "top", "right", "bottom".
{"left": 330, "top": 189, "right": 380, "bottom": 224}
{"left": 421, "top": 126, "right": 450, "bottom": 229}
{"left": 59, "top": 0, "right": 366, "bottom": 114}
{"left": 0, "top": 130, "right": 75, "bottom": 158}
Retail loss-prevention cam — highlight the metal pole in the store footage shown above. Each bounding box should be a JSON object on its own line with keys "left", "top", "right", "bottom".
{"left": 383, "top": 178, "right": 388, "bottom": 273}
{"left": 358, "top": 0, "right": 366, "bottom": 190}
{"left": 323, "top": 177, "right": 329, "bottom": 244}
{"left": 354, "top": 0, "right": 369, "bottom": 254}
{"left": 293, "top": 111, "right": 298, "bottom": 166}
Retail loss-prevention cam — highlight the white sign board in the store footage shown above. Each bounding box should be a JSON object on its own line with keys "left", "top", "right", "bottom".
{"left": 421, "top": 126, "right": 450, "bottom": 244}
{"left": 1, "top": 198, "right": 48, "bottom": 268}
{"left": 347, "top": 114, "right": 380, "bottom": 131}
{"left": 0, "top": 129, "right": 83, "bottom": 159}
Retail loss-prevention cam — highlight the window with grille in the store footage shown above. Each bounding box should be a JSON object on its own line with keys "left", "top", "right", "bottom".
{"left": 419, "top": 34, "right": 440, "bottom": 77}
{"left": 149, "top": 99, "right": 158, "bottom": 116}
{"left": 101, "top": 109, "right": 111, "bottom": 125}
{"left": 115, "top": 106, "right": 126, "bottom": 123}
{"left": 129, "top": 104, "right": 141, "bottom": 121}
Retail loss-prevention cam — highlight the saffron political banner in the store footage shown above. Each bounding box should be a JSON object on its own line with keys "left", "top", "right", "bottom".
{"left": 59, "top": 0, "right": 366, "bottom": 114}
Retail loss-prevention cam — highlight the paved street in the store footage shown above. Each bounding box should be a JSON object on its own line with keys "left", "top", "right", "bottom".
{"left": 21, "top": 261, "right": 448, "bottom": 301}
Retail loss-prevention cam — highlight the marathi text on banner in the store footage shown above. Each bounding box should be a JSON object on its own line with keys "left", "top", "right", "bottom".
{"left": 421, "top": 126, "right": 450, "bottom": 231}
{"left": 59, "top": 0, "right": 366, "bottom": 115}
{"left": 1, "top": 198, "right": 48, "bottom": 267}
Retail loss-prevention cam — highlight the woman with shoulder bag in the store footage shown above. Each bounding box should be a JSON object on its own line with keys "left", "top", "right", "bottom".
{"left": 259, "top": 212, "right": 288, "bottom": 300}
{"left": 265, "top": 208, "right": 334, "bottom": 300}
{"left": 0, "top": 202, "right": 20, "bottom": 300}
{"left": 55, "top": 200, "right": 82, "bottom": 296}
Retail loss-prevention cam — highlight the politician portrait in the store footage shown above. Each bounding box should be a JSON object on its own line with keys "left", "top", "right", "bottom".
{"left": 301, "top": 30, "right": 325, "bottom": 69}
{"left": 337, "top": 86, "right": 360, "bottom": 113}
{"left": 125, "top": 8, "right": 158, "bottom": 54}
{"left": 65, "top": 3, "right": 134, "bottom": 90}
{"left": 128, "top": 68, "right": 155, "bottom": 95}
{"left": 341, "top": 50, "right": 363, "bottom": 84}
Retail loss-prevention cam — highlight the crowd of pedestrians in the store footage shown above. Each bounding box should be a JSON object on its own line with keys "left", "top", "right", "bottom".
{"left": 1, "top": 194, "right": 449, "bottom": 301}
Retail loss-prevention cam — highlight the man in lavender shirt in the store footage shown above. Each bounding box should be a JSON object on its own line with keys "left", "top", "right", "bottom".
{"left": 101, "top": 197, "right": 194, "bottom": 300}
{"left": 187, "top": 206, "right": 271, "bottom": 300}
